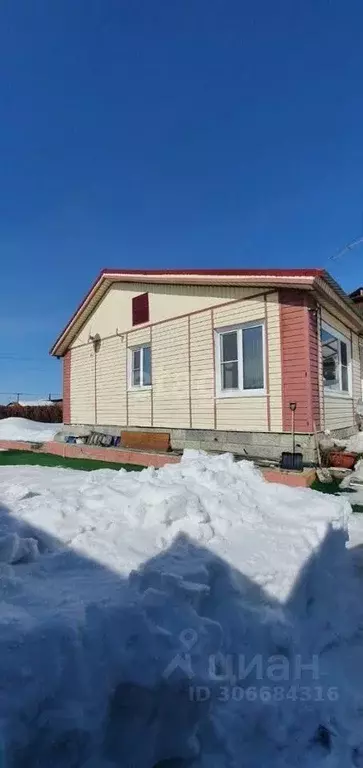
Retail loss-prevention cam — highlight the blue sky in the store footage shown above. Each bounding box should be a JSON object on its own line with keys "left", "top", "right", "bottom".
{"left": 0, "top": 0, "right": 363, "bottom": 399}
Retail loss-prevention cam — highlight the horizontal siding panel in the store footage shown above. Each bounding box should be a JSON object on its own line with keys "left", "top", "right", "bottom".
{"left": 216, "top": 397, "right": 268, "bottom": 431}
{"left": 352, "top": 333, "right": 361, "bottom": 411}
{"left": 70, "top": 346, "right": 95, "bottom": 424}
{"left": 71, "top": 282, "right": 266, "bottom": 347}
{"left": 96, "top": 337, "right": 127, "bottom": 426}
{"left": 190, "top": 311, "right": 214, "bottom": 429}
{"left": 266, "top": 293, "right": 282, "bottom": 432}
{"left": 128, "top": 389, "right": 152, "bottom": 427}
{"left": 324, "top": 397, "right": 353, "bottom": 430}
{"left": 213, "top": 300, "right": 265, "bottom": 328}
{"left": 321, "top": 308, "right": 350, "bottom": 339}
{"left": 152, "top": 317, "right": 190, "bottom": 428}
{"left": 127, "top": 327, "right": 151, "bottom": 346}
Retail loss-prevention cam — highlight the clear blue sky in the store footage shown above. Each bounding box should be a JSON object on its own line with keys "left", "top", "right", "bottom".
{"left": 0, "top": 0, "right": 362, "bottom": 400}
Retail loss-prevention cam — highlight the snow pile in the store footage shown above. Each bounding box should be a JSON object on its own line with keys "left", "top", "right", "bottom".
{"left": 0, "top": 451, "right": 359, "bottom": 766}
{"left": 16, "top": 400, "right": 57, "bottom": 407}
{"left": 344, "top": 431, "right": 363, "bottom": 454}
{"left": 0, "top": 417, "right": 61, "bottom": 442}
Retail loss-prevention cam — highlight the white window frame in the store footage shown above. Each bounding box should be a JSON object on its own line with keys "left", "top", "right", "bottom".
{"left": 128, "top": 344, "right": 152, "bottom": 389}
{"left": 321, "top": 321, "right": 352, "bottom": 398}
{"left": 215, "top": 320, "right": 266, "bottom": 398}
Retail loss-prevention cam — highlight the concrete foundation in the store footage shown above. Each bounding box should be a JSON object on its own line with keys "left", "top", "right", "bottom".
{"left": 60, "top": 423, "right": 359, "bottom": 463}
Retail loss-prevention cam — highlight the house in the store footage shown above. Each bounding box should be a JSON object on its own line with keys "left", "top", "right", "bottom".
{"left": 50, "top": 268, "right": 363, "bottom": 462}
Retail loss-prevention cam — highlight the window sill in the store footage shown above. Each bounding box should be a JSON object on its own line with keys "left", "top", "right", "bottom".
{"left": 128, "top": 386, "right": 152, "bottom": 392}
{"left": 324, "top": 389, "right": 352, "bottom": 400}
{"left": 216, "top": 389, "right": 266, "bottom": 399}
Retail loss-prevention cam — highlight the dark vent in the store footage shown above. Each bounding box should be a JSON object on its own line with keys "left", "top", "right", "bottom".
{"left": 132, "top": 293, "right": 149, "bottom": 326}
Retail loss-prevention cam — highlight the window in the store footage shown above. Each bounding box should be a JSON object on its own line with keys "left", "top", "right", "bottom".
{"left": 216, "top": 322, "right": 265, "bottom": 395}
{"left": 321, "top": 322, "right": 351, "bottom": 394}
{"left": 130, "top": 345, "right": 152, "bottom": 387}
{"left": 132, "top": 293, "right": 149, "bottom": 326}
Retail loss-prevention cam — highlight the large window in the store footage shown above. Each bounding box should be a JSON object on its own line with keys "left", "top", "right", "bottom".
{"left": 130, "top": 345, "right": 152, "bottom": 388}
{"left": 216, "top": 322, "right": 265, "bottom": 395}
{"left": 321, "top": 322, "right": 351, "bottom": 394}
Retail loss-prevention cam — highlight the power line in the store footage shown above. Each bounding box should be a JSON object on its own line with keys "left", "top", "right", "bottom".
{"left": 329, "top": 235, "right": 363, "bottom": 262}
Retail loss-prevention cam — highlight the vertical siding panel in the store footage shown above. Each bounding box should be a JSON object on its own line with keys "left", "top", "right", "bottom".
{"left": 266, "top": 292, "right": 283, "bottom": 432}
{"left": 70, "top": 345, "right": 95, "bottom": 424}
{"left": 125, "top": 333, "right": 129, "bottom": 427}
{"left": 189, "top": 311, "right": 215, "bottom": 429}
{"left": 352, "top": 331, "right": 361, "bottom": 425}
{"left": 152, "top": 318, "right": 190, "bottom": 427}
{"left": 317, "top": 309, "right": 325, "bottom": 430}
{"left": 96, "top": 336, "right": 127, "bottom": 426}
{"left": 264, "top": 296, "right": 271, "bottom": 431}
{"left": 307, "top": 298, "right": 320, "bottom": 430}
{"left": 150, "top": 325, "right": 154, "bottom": 426}
{"left": 188, "top": 316, "right": 192, "bottom": 428}
{"left": 280, "top": 290, "right": 311, "bottom": 432}
{"left": 63, "top": 351, "right": 71, "bottom": 424}
{"left": 321, "top": 308, "right": 355, "bottom": 430}
{"left": 211, "top": 308, "right": 217, "bottom": 429}
{"left": 128, "top": 390, "right": 152, "bottom": 426}
{"left": 216, "top": 398, "right": 268, "bottom": 431}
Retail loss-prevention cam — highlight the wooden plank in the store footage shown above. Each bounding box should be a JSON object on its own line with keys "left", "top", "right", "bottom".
{"left": 121, "top": 431, "right": 170, "bottom": 452}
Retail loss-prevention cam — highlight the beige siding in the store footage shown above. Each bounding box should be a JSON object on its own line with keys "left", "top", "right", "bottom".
{"left": 317, "top": 311, "right": 324, "bottom": 429}
{"left": 70, "top": 345, "right": 95, "bottom": 424}
{"left": 352, "top": 333, "right": 361, "bottom": 406}
{"left": 69, "top": 287, "right": 284, "bottom": 433}
{"left": 127, "top": 327, "right": 151, "bottom": 346}
{"left": 321, "top": 308, "right": 350, "bottom": 339}
{"left": 127, "top": 390, "right": 152, "bottom": 427}
{"left": 321, "top": 308, "right": 355, "bottom": 430}
{"left": 152, "top": 317, "right": 190, "bottom": 428}
{"left": 324, "top": 397, "right": 353, "bottom": 430}
{"left": 216, "top": 397, "right": 268, "bottom": 431}
{"left": 190, "top": 311, "right": 215, "bottom": 429}
{"left": 214, "top": 294, "right": 272, "bottom": 432}
{"left": 213, "top": 297, "right": 265, "bottom": 328}
{"left": 95, "top": 337, "right": 126, "bottom": 426}
{"left": 71, "top": 282, "right": 262, "bottom": 348}
{"left": 266, "top": 293, "right": 282, "bottom": 432}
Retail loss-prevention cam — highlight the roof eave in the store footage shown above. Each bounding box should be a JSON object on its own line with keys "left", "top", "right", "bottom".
{"left": 50, "top": 271, "right": 320, "bottom": 357}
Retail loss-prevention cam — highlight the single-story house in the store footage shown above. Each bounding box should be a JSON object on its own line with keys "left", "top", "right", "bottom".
{"left": 50, "top": 268, "right": 363, "bottom": 462}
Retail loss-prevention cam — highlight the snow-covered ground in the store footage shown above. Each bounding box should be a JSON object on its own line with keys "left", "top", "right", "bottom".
{"left": 0, "top": 416, "right": 61, "bottom": 442}
{"left": 0, "top": 450, "right": 362, "bottom": 766}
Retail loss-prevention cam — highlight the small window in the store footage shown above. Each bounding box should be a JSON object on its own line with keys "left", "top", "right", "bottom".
{"left": 130, "top": 345, "right": 152, "bottom": 388}
{"left": 216, "top": 322, "right": 265, "bottom": 395}
{"left": 132, "top": 293, "right": 149, "bottom": 326}
{"left": 321, "top": 323, "right": 351, "bottom": 394}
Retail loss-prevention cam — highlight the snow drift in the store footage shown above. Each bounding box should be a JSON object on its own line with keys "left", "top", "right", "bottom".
{"left": 0, "top": 451, "right": 360, "bottom": 767}
{"left": 0, "top": 416, "right": 61, "bottom": 442}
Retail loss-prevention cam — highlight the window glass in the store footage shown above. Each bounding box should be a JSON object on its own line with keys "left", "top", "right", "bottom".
{"left": 322, "top": 328, "right": 339, "bottom": 388}
{"left": 222, "top": 361, "right": 239, "bottom": 389}
{"left": 218, "top": 324, "right": 264, "bottom": 392}
{"left": 243, "top": 326, "right": 264, "bottom": 389}
{"left": 221, "top": 332, "right": 238, "bottom": 362}
{"left": 143, "top": 346, "right": 152, "bottom": 386}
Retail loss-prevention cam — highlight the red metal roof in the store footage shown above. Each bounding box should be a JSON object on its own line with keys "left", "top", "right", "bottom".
{"left": 99, "top": 267, "right": 325, "bottom": 277}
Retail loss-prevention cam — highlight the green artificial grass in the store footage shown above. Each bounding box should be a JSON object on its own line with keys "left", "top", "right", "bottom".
{"left": 0, "top": 450, "right": 143, "bottom": 473}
